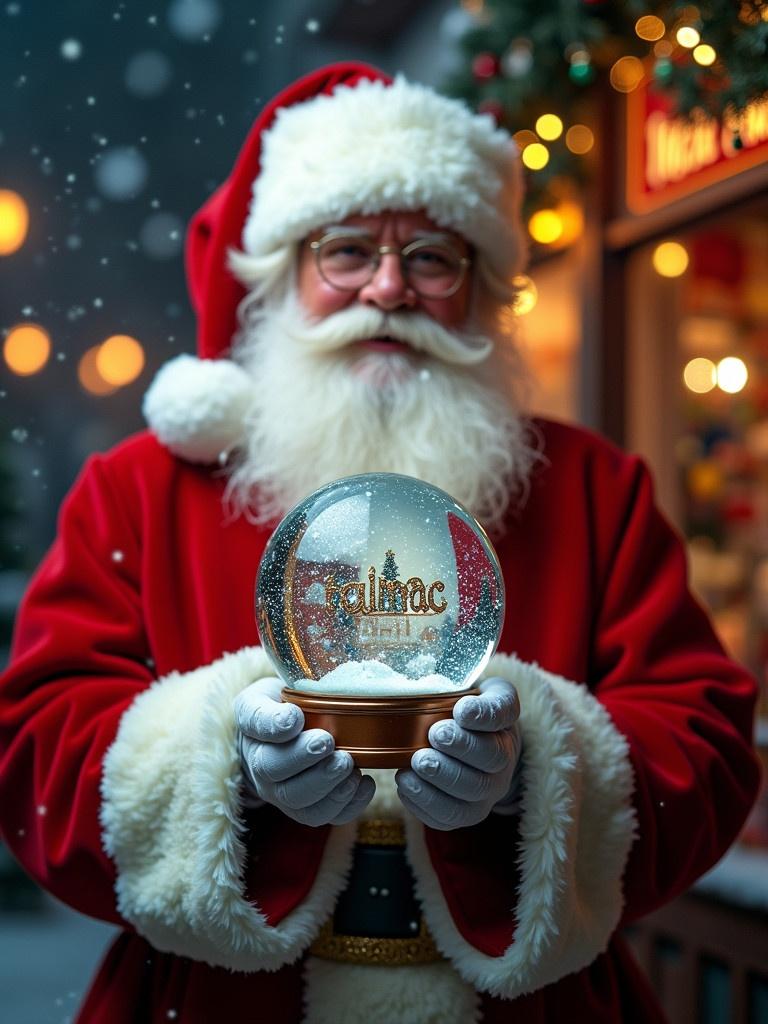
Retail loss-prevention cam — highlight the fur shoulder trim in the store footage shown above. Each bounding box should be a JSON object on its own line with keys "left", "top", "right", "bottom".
{"left": 405, "top": 653, "right": 637, "bottom": 999}
{"left": 100, "top": 647, "right": 356, "bottom": 971}
{"left": 142, "top": 354, "right": 251, "bottom": 465}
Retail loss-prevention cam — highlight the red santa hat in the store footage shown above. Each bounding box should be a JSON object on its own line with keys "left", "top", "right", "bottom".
{"left": 143, "top": 61, "right": 526, "bottom": 464}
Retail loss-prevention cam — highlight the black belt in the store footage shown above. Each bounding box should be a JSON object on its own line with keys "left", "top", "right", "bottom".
{"left": 309, "top": 819, "right": 443, "bottom": 965}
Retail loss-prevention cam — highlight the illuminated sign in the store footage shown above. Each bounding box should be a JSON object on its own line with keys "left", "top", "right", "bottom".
{"left": 626, "top": 82, "right": 768, "bottom": 214}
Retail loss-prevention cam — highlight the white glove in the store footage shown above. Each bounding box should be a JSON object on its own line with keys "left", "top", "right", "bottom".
{"left": 395, "top": 677, "right": 522, "bottom": 830}
{"left": 235, "top": 677, "right": 375, "bottom": 826}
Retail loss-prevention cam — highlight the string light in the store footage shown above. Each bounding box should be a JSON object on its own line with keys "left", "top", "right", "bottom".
{"left": 521, "top": 142, "right": 550, "bottom": 170}
{"left": 676, "top": 26, "right": 701, "bottom": 48}
{"left": 78, "top": 346, "right": 118, "bottom": 396}
{"left": 96, "top": 334, "right": 145, "bottom": 386}
{"left": 683, "top": 357, "right": 717, "bottom": 394}
{"left": 3, "top": 323, "right": 51, "bottom": 376}
{"left": 535, "top": 114, "right": 563, "bottom": 140}
{"left": 528, "top": 209, "right": 563, "bottom": 244}
{"left": 0, "top": 190, "right": 29, "bottom": 255}
{"left": 693, "top": 44, "right": 716, "bottom": 65}
{"left": 717, "top": 357, "right": 748, "bottom": 394}
{"left": 652, "top": 241, "right": 689, "bottom": 277}
{"left": 654, "top": 39, "right": 674, "bottom": 56}
{"left": 635, "top": 15, "right": 665, "bottom": 40}
{"left": 610, "top": 56, "right": 645, "bottom": 93}
{"left": 565, "top": 124, "right": 594, "bottom": 154}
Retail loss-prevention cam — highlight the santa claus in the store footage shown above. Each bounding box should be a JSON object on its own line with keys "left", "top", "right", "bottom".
{"left": 0, "top": 63, "right": 759, "bottom": 1024}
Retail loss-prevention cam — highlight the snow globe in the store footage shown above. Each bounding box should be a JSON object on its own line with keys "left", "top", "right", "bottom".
{"left": 255, "top": 473, "right": 505, "bottom": 767}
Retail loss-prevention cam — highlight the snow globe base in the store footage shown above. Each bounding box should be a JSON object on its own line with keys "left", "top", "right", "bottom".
{"left": 281, "top": 686, "right": 481, "bottom": 768}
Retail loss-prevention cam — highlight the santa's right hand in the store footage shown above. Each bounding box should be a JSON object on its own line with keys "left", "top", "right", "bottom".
{"left": 234, "top": 677, "right": 375, "bottom": 826}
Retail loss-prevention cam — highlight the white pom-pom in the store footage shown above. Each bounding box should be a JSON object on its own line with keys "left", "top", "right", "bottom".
{"left": 142, "top": 354, "right": 252, "bottom": 464}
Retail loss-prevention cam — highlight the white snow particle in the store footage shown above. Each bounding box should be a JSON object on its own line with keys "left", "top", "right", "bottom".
{"left": 60, "top": 38, "right": 82, "bottom": 61}
{"left": 37, "top": 804, "right": 47, "bottom": 816}
{"left": 11, "top": 428, "right": 28, "bottom": 443}
{"left": 93, "top": 297, "right": 103, "bottom": 307}
{"left": 419, "top": 368, "right": 431, "bottom": 381}
{"left": 305, "top": 18, "right": 320, "bottom": 32}
{"left": 86, "top": 96, "right": 96, "bottom": 106}
{"left": 166, "top": 1011, "right": 178, "bottom": 1020}
{"left": 17, "top": 828, "right": 25, "bottom": 837}
{"left": 111, "top": 550, "right": 125, "bottom": 563}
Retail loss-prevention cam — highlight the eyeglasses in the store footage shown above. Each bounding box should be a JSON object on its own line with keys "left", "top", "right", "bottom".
{"left": 309, "top": 231, "right": 472, "bottom": 299}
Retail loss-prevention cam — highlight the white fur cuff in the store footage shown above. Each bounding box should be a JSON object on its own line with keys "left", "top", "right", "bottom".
{"left": 406, "top": 654, "right": 637, "bottom": 999}
{"left": 142, "top": 354, "right": 252, "bottom": 465}
{"left": 100, "top": 647, "right": 357, "bottom": 971}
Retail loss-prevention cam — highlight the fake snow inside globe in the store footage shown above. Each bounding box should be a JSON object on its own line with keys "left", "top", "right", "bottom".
{"left": 255, "top": 473, "right": 505, "bottom": 767}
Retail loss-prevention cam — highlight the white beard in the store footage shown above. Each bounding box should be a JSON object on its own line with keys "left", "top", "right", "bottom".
{"left": 224, "top": 290, "right": 540, "bottom": 537}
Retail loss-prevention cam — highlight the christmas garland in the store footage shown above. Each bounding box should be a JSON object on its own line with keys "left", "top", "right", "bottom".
{"left": 445, "top": 0, "right": 768, "bottom": 216}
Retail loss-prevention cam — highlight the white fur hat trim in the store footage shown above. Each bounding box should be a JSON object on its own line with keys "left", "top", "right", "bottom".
{"left": 142, "top": 354, "right": 252, "bottom": 465}
{"left": 243, "top": 76, "right": 526, "bottom": 279}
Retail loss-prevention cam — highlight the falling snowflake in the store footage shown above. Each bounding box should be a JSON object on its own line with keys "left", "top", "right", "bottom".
{"left": 11, "top": 428, "right": 29, "bottom": 443}
{"left": 36, "top": 804, "right": 47, "bottom": 816}
{"left": 305, "top": 18, "right": 320, "bottom": 32}
{"left": 112, "top": 550, "right": 125, "bottom": 563}
{"left": 60, "top": 38, "right": 82, "bottom": 60}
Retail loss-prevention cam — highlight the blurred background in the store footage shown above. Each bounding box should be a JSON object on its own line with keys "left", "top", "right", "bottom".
{"left": 1, "top": 1, "right": 767, "bottom": 1021}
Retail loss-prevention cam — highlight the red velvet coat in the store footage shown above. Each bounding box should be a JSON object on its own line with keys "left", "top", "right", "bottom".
{"left": 0, "top": 417, "right": 759, "bottom": 1023}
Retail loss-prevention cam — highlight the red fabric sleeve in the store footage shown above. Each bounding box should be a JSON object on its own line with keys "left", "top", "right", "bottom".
{"left": 592, "top": 456, "right": 760, "bottom": 923}
{"left": 0, "top": 455, "right": 153, "bottom": 924}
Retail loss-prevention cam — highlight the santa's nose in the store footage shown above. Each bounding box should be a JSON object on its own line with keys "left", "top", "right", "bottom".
{"left": 358, "top": 253, "right": 418, "bottom": 312}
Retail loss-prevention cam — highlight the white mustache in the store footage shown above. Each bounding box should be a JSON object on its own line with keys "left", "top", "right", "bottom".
{"left": 275, "top": 302, "right": 493, "bottom": 366}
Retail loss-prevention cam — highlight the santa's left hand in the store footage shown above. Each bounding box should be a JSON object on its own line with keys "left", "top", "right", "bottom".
{"left": 395, "top": 677, "right": 522, "bottom": 830}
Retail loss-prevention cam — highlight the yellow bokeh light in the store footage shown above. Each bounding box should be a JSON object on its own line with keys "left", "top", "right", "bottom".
{"left": 535, "top": 114, "right": 563, "bottom": 141}
{"left": 96, "top": 334, "right": 145, "bottom": 386}
{"left": 0, "top": 190, "right": 29, "bottom": 256}
{"left": 635, "top": 15, "right": 666, "bottom": 40}
{"left": 78, "top": 346, "right": 118, "bottom": 396}
{"left": 676, "top": 25, "right": 701, "bottom": 48}
{"left": 565, "top": 124, "right": 594, "bottom": 154}
{"left": 3, "top": 323, "right": 51, "bottom": 376}
{"left": 683, "top": 357, "right": 716, "bottom": 394}
{"left": 528, "top": 209, "right": 563, "bottom": 245}
{"left": 652, "top": 241, "right": 689, "bottom": 277}
{"left": 510, "top": 274, "right": 538, "bottom": 315}
{"left": 555, "top": 201, "right": 584, "bottom": 246}
{"left": 609, "top": 56, "right": 645, "bottom": 93}
{"left": 693, "top": 43, "right": 716, "bottom": 65}
{"left": 521, "top": 142, "right": 550, "bottom": 170}
{"left": 717, "top": 357, "right": 748, "bottom": 394}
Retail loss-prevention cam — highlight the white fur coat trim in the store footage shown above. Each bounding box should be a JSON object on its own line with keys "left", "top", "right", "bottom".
{"left": 100, "top": 646, "right": 357, "bottom": 971}
{"left": 142, "top": 353, "right": 252, "bottom": 465}
{"left": 405, "top": 653, "right": 637, "bottom": 999}
{"left": 243, "top": 76, "right": 526, "bottom": 280}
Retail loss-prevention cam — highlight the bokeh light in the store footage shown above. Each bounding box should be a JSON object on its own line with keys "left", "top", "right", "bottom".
{"left": 565, "top": 124, "right": 594, "bottom": 154}
{"left": 610, "top": 56, "right": 645, "bottom": 93}
{"left": 676, "top": 25, "right": 701, "bottom": 48}
{"left": 693, "top": 44, "right": 716, "bottom": 66}
{"left": 78, "top": 346, "right": 118, "bottom": 396}
{"left": 521, "top": 143, "right": 550, "bottom": 170}
{"left": 510, "top": 274, "right": 538, "bottom": 315}
{"left": 528, "top": 209, "right": 563, "bottom": 244}
{"left": 717, "top": 357, "right": 748, "bottom": 394}
{"left": 535, "top": 114, "right": 563, "bottom": 141}
{"left": 635, "top": 15, "right": 666, "bottom": 41}
{"left": 0, "top": 190, "right": 29, "bottom": 255}
{"left": 96, "top": 334, "right": 145, "bottom": 386}
{"left": 653, "top": 241, "right": 689, "bottom": 277}
{"left": 683, "top": 357, "right": 717, "bottom": 394}
{"left": 3, "top": 323, "right": 51, "bottom": 376}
